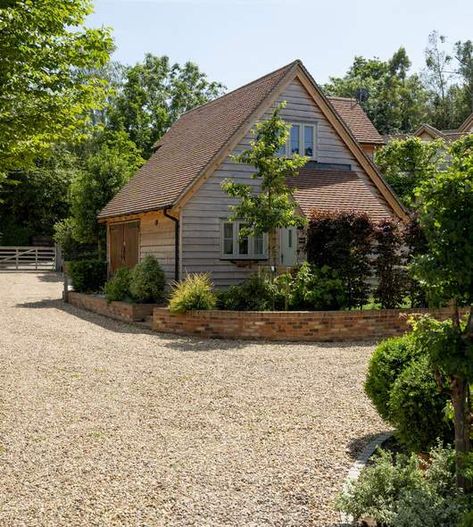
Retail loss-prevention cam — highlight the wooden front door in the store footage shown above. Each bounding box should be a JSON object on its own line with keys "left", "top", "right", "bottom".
{"left": 109, "top": 221, "right": 140, "bottom": 273}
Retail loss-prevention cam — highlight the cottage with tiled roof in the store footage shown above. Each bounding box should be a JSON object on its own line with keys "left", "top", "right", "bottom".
{"left": 99, "top": 60, "right": 405, "bottom": 287}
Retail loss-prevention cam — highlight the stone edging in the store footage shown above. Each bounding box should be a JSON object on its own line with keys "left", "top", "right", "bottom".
{"left": 339, "top": 432, "right": 393, "bottom": 526}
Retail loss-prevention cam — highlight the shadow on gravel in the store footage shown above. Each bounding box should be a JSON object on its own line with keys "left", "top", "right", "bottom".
{"left": 16, "top": 298, "right": 154, "bottom": 336}
{"left": 36, "top": 272, "right": 64, "bottom": 283}
{"left": 346, "top": 431, "right": 391, "bottom": 460}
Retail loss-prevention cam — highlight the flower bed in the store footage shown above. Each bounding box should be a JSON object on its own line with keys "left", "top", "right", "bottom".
{"left": 152, "top": 306, "right": 460, "bottom": 342}
{"left": 68, "top": 292, "right": 158, "bottom": 323}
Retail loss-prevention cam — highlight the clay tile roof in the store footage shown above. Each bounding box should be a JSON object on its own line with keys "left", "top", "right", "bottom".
{"left": 98, "top": 61, "right": 298, "bottom": 219}
{"left": 327, "top": 97, "right": 384, "bottom": 145}
{"left": 288, "top": 167, "right": 393, "bottom": 222}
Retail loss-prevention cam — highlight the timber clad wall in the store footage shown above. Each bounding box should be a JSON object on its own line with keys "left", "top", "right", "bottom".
{"left": 181, "top": 79, "right": 392, "bottom": 287}
{"left": 153, "top": 307, "right": 459, "bottom": 342}
{"left": 139, "top": 213, "right": 175, "bottom": 282}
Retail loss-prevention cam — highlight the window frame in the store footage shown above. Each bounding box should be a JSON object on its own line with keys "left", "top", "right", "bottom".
{"left": 220, "top": 220, "right": 268, "bottom": 260}
{"left": 279, "top": 122, "right": 317, "bottom": 160}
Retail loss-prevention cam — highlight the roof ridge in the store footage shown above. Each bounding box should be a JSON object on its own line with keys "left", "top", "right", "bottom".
{"left": 177, "top": 60, "right": 300, "bottom": 117}
{"left": 327, "top": 96, "right": 357, "bottom": 102}
{"left": 153, "top": 60, "right": 300, "bottom": 149}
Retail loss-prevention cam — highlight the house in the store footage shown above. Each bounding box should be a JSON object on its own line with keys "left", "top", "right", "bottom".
{"left": 387, "top": 111, "right": 473, "bottom": 143}
{"left": 98, "top": 60, "right": 405, "bottom": 287}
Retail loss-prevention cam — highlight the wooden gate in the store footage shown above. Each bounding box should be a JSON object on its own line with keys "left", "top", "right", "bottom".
{"left": 0, "top": 246, "right": 58, "bottom": 271}
{"left": 109, "top": 222, "right": 139, "bottom": 273}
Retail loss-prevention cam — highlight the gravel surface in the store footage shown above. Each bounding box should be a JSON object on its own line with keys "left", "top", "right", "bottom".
{"left": 0, "top": 273, "right": 386, "bottom": 526}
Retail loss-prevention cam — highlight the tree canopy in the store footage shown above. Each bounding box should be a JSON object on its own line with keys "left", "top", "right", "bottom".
{"left": 0, "top": 0, "right": 114, "bottom": 178}
{"left": 108, "top": 54, "right": 225, "bottom": 157}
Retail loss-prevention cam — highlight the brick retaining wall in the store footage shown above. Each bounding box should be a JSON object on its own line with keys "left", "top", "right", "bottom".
{"left": 68, "top": 292, "right": 157, "bottom": 323}
{"left": 152, "top": 307, "right": 458, "bottom": 342}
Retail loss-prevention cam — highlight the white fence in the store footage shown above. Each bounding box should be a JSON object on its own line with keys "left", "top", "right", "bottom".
{"left": 0, "top": 246, "right": 60, "bottom": 271}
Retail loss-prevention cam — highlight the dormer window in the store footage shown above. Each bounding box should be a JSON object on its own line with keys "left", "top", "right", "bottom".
{"left": 279, "top": 123, "right": 316, "bottom": 159}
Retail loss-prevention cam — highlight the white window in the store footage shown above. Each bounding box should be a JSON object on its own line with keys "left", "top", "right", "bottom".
{"left": 221, "top": 220, "right": 267, "bottom": 259}
{"left": 278, "top": 122, "right": 317, "bottom": 159}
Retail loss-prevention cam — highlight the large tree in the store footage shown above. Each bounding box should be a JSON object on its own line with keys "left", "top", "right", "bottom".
{"left": 108, "top": 54, "right": 225, "bottom": 157}
{"left": 0, "top": 0, "right": 113, "bottom": 178}
{"left": 412, "top": 135, "right": 473, "bottom": 489}
{"left": 374, "top": 136, "right": 446, "bottom": 206}
{"left": 324, "top": 48, "right": 428, "bottom": 134}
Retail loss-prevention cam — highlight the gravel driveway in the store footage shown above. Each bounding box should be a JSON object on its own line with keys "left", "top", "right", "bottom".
{"left": 0, "top": 273, "right": 386, "bottom": 526}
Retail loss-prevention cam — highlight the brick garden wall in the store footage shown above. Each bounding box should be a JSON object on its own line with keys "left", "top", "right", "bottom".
{"left": 68, "top": 292, "right": 156, "bottom": 323}
{"left": 153, "top": 307, "right": 459, "bottom": 342}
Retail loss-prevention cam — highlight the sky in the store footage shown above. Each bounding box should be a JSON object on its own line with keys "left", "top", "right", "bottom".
{"left": 88, "top": 0, "right": 473, "bottom": 91}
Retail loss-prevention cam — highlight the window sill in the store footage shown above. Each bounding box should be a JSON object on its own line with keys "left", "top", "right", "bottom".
{"left": 219, "top": 256, "right": 268, "bottom": 261}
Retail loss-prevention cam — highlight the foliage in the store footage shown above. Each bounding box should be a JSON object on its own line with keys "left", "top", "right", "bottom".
{"left": 53, "top": 218, "right": 97, "bottom": 261}
{"left": 68, "top": 259, "right": 107, "bottom": 293}
{"left": 373, "top": 219, "right": 407, "bottom": 308}
{"left": 129, "top": 255, "right": 165, "bottom": 303}
{"left": 222, "top": 103, "right": 308, "bottom": 268}
{"left": 67, "top": 130, "right": 143, "bottom": 249}
{"left": 104, "top": 267, "right": 132, "bottom": 303}
{"left": 389, "top": 356, "right": 453, "bottom": 452}
{"left": 0, "top": 146, "right": 77, "bottom": 242}
{"left": 0, "top": 0, "right": 113, "bottom": 177}
{"left": 374, "top": 137, "right": 446, "bottom": 207}
{"left": 411, "top": 134, "right": 473, "bottom": 488}
{"left": 337, "top": 444, "right": 469, "bottom": 527}
{"left": 365, "top": 334, "right": 419, "bottom": 420}
{"left": 306, "top": 210, "right": 374, "bottom": 309}
{"left": 283, "top": 263, "right": 347, "bottom": 310}
{"left": 168, "top": 273, "right": 216, "bottom": 313}
{"left": 217, "top": 271, "right": 283, "bottom": 311}
{"left": 459, "top": 510, "right": 473, "bottom": 527}
{"left": 403, "top": 214, "right": 429, "bottom": 307}
{"left": 324, "top": 47, "right": 428, "bottom": 134}
{"left": 108, "top": 54, "right": 225, "bottom": 157}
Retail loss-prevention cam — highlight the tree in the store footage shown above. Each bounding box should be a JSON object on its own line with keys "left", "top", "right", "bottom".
{"left": 67, "top": 130, "right": 144, "bottom": 254}
{"left": 374, "top": 136, "right": 446, "bottom": 206}
{"left": 221, "top": 103, "right": 308, "bottom": 270}
{"left": 412, "top": 135, "right": 473, "bottom": 488}
{"left": 108, "top": 54, "right": 225, "bottom": 157}
{"left": 423, "top": 31, "right": 457, "bottom": 130}
{"left": 324, "top": 48, "right": 428, "bottom": 134}
{"left": 0, "top": 146, "right": 77, "bottom": 244}
{"left": 0, "top": 0, "right": 113, "bottom": 178}
{"left": 455, "top": 40, "right": 473, "bottom": 116}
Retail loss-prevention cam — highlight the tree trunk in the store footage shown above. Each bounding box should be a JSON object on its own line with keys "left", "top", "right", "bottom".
{"left": 453, "top": 303, "right": 472, "bottom": 491}
{"left": 452, "top": 375, "right": 471, "bottom": 490}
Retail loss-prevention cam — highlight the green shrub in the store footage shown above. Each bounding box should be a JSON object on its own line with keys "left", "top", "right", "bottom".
{"left": 68, "top": 259, "right": 107, "bottom": 293}
{"left": 104, "top": 267, "right": 132, "bottom": 303}
{"left": 389, "top": 356, "right": 453, "bottom": 452}
{"left": 337, "top": 444, "right": 468, "bottom": 527}
{"left": 458, "top": 511, "right": 473, "bottom": 527}
{"left": 129, "top": 255, "right": 165, "bottom": 303}
{"left": 169, "top": 273, "right": 216, "bottom": 313}
{"left": 286, "top": 262, "right": 347, "bottom": 310}
{"left": 217, "top": 271, "right": 283, "bottom": 311}
{"left": 365, "top": 334, "right": 419, "bottom": 420}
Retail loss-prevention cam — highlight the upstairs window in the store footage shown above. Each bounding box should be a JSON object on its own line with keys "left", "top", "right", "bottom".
{"left": 278, "top": 123, "right": 316, "bottom": 159}
{"left": 221, "top": 220, "right": 267, "bottom": 259}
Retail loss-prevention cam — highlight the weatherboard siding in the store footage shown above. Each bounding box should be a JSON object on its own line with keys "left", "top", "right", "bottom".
{"left": 181, "top": 78, "right": 391, "bottom": 288}
{"left": 139, "top": 213, "right": 175, "bottom": 282}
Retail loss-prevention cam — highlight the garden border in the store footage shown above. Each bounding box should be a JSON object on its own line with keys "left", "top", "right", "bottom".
{"left": 152, "top": 306, "right": 460, "bottom": 342}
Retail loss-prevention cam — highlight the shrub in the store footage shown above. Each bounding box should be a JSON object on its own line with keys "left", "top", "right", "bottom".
{"left": 129, "top": 255, "right": 165, "bottom": 303}
{"left": 337, "top": 444, "right": 468, "bottom": 527}
{"left": 169, "top": 273, "right": 216, "bottom": 313}
{"left": 286, "top": 262, "right": 347, "bottom": 310}
{"left": 459, "top": 511, "right": 473, "bottom": 527}
{"left": 217, "top": 272, "right": 283, "bottom": 311}
{"left": 306, "top": 210, "right": 374, "bottom": 308}
{"left": 389, "top": 356, "right": 453, "bottom": 452}
{"left": 365, "top": 334, "right": 419, "bottom": 420}
{"left": 373, "top": 219, "right": 407, "bottom": 308}
{"left": 67, "top": 259, "right": 107, "bottom": 293}
{"left": 104, "top": 267, "right": 132, "bottom": 303}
